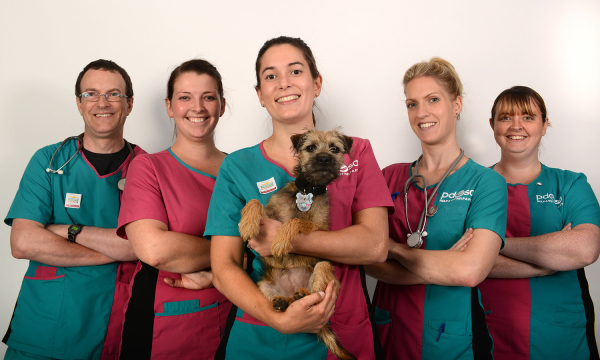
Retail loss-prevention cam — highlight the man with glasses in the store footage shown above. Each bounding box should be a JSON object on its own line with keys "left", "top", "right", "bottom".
{"left": 3, "top": 59, "right": 145, "bottom": 360}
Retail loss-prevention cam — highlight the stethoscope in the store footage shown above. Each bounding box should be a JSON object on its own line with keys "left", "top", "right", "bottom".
{"left": 46, "top": 133, "right": 135, "bottom": 190}
{"left": 404, "top": 149, "right": 464, "bottom": 248}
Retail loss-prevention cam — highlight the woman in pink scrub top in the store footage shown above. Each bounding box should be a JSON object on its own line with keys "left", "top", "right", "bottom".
{"left": 116, "top": 59, "right": 231, "bottom": 360}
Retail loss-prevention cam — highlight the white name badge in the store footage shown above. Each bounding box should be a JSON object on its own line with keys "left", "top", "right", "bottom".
{"left": 65, "top": 193, "right": 82, "bottom": 209}
{"left": 257, "top": 177, "right": 277, "bottom": 194}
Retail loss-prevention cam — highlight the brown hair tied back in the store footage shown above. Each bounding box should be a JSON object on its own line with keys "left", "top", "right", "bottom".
{"left": 255, "top": 36, "right": 320, "bottom": 126}
{"left": 403, "top": 57, "right": 463, "bottom": 100}
{"left": 167, "top": 59, "right": 224, "bottom": 102}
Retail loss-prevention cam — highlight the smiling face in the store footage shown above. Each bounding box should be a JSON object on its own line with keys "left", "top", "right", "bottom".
{"left": 76, "top": 69, "right": 133, "bottom": 140}
{"left": 256, "top": 44, "right": 322, "bottom": 125}
{"left": 490, "top": 99, "right": 548, "bottom": 159}
{"left": 404, "top": 76, "right": 462, "bottom": 147}
{"left": 165, "top": 72, "right": 225, "bottom": 142}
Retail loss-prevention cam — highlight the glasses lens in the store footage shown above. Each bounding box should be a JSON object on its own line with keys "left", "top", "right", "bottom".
{"left": 82, "top": 92, "right": 99, "bottom": 102}
{"left": 107, "top": 93, "right": 124, "bottom": 102}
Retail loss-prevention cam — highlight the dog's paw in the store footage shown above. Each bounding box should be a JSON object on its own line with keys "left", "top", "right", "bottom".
{"left": 239, "top": 200, "right": 264, "bottom": 241}
{"left": 272, "top": 297, "right": 291, "bottom": 312}
{"left": 293, "top": 288, "right": 311, "bottom": 301}
{"left": 271, "top": 239, "right": 291, "bottom": 257}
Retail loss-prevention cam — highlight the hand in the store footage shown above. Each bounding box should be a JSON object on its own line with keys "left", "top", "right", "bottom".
{"left": 562, "top": 223, "right": 572, "bottom": 231}
{"left": 45, "top": 224, "right": 68, "bottom": 239}
{"left": 273, "top": 280, "right": 337, "bottom": 334}
{"left": 164, "top": 270, "right": 213, "bottom": 290}
{"left": 449, "top": 228, "right": 474, "bottom": 251}
{"left": 247, "top": 218, "right": 283, "bottom": 257}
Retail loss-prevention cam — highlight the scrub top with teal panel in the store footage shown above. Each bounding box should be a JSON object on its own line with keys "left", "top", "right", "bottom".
{"left": 373, "top": 159, "right": 507, "bottom": 360}
{"left": 205, "top": 138, "right": 393, "bottom": 360}
{"left": 478, "top": 164, "right": 600, "bottom": 360}
{"left": 4, "top": 139, "right": 144, "bottom": 360}
{"left": 117, "top": 149, "right": 232, "bottom": 360}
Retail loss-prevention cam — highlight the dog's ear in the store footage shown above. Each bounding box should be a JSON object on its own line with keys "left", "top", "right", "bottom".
{"left": 341, "top": 135, "right": 353, "bottom": 155}
{"left": 290, "top": 133, "right": 305, "bottom": 153}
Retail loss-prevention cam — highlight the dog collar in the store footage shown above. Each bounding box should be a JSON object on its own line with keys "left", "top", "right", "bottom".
{"left": 295, "top": 179, "right": 327, "bottom": 196}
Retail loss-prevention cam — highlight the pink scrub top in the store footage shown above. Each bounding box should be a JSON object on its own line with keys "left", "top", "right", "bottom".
{"left": 117, "top": 148, "right": 231, "bottom": 360}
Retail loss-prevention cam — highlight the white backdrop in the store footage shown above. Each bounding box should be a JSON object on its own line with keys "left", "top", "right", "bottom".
{"left": 1, "top": 0, "right": 599, "bottom": 354}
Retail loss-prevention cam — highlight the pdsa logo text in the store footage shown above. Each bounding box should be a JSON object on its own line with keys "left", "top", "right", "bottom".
{"left": 536, "top": 193, "right": 563, "bottom": 207}
{"left": 339, "top": 160, "right": 359, "bottom": 176}
{"left": 439, "top": 189, "right": 474, "bottom": 203}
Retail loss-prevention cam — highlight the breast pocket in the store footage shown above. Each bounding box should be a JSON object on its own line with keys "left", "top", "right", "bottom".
{"left": 152, "top": 300, "right": 222, "bottom": 359}
{"left": 10, "top": 269, "right": 65, "bottom": 352}
{"left": 427, "top": 202, "right": 470, "bottom": 250}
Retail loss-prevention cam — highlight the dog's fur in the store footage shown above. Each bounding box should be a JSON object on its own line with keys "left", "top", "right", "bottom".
{"left": 239, "top": 128, "right": 356, "bottom": 360}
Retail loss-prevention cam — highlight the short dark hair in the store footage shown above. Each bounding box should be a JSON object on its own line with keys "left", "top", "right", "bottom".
{"left": 75, "top": 59, "right": 133, "bottom": 99}
{"left": 166, "top": 59, "right": 223, "bottom": 101}
{"left": 255, "top": 36, "right": 320, "bottom": 90}
{"left": 490, "top": 86, "right": 548, "bottom": 124}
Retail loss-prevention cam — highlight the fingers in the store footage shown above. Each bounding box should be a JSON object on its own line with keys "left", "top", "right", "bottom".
{"left": 562, "top": 223, "right": 572, "bottom": 231}
{"left": 164, "top": 277, "right": 182, "bottom": 288}
{"left": 449, "top": 228, "right": 473, "bottom": 251}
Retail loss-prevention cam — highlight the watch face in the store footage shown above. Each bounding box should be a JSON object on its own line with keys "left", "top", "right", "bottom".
{"left": 71, "top": 225, "right": 80, "bottom": 232}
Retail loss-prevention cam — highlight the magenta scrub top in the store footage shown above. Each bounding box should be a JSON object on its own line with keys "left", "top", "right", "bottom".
{"left": 117, "top": 148, "right": 231, "bottom": 360}
{"left": 204, "top": 138, "right": 393, "bottom": 360}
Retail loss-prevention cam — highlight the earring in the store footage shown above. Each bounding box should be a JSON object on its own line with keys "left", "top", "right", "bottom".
{"left": 456, "top": 113, "right": 461, "bottom": 120}
{"left": 315, "top": 92, "right": 320, "bottom": 97}
{"left": 261, "top": 103, "right": 265, "bottom": 107}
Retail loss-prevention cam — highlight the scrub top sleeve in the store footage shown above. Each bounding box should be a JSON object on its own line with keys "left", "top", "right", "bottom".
{"left": 563, "top": 173, "right": 600, "bottom": 228}
{"left": 204, "top": 157, "right": 246, "bottom": 240}
{"left": 466, "top": 169, "right": 508, "bottom": 244}
{"left": 5, "top": 148, "right": 53, "bottom": 226}
{"left": 116, "top": 155, "right": 168, "bottom": 239}
{"left": 351, "top": 139, "right": 394, "bottom": 214}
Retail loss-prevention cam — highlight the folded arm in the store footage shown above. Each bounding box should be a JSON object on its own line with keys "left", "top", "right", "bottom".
{"left": 46, "top": 223, "right": 136, "bottom": 261}
{"left": 500, "top": 224, "right": 600, "bottom": 271}
{"left": 390, "top": 228, "right": 502, "bottom": 287}
{"left": 125, "top": 219, "right": 211, "bottom": 273}
{"left": 487, "top": 254, "right": 555, "bottom": 278}
{"left": 10, "top": 218, "right": 115, "bottom": 266}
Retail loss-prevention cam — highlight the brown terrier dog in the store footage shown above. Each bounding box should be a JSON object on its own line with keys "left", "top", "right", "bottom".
{"left": 239, "top": 128, "right": 356, "bottom": 360}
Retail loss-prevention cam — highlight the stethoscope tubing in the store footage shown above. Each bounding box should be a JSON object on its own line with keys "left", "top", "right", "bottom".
{"left": 404, "top": 149, "right": 465, "bottom": 247}
{"left": 46, "top": 134, "right": 134, "bottom": 176}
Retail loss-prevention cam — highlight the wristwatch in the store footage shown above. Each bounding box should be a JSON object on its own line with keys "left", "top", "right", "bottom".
{"left": 67, "top": 224, "right": 83, "bottom": 243}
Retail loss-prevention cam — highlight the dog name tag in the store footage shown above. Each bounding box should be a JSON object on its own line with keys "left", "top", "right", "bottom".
{"left": 296, "top": 193, "right": 313, "bottom": 212}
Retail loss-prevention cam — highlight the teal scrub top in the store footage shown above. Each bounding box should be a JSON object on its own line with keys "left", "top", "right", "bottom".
{"left": 5, "top": 139, "right": 133, "bottom": 359}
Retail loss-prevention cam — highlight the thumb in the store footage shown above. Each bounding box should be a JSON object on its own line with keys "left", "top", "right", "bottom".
{"left": 164, "top": 277, "right": 181, "bottom": 288}
{"left": 297, "top": 291, "right": 325, "bottom": 308}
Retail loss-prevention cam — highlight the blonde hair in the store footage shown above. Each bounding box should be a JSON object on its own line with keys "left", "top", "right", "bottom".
{"left": 403, "top": 57, "right": 463, "bottom": 99}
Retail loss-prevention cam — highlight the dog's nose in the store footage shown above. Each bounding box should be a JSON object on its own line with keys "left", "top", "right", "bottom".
{"left": 317, "top": 155, "right": 331, "bottom": 164}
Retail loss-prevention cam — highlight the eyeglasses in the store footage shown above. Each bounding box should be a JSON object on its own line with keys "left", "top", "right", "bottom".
{"left": 78, "top": 92, "right": 129, "bottom": 102}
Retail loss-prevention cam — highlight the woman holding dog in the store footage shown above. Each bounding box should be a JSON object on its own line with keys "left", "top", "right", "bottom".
{"left": 477, "top": 86, "right": 600, "bottom": 359}
{"left": 206, "top": 36, "right": 393, "bottom": 359}
{"left": 116, "top": 59, "right": 231, "bottom": 359}
{"left": 366, "top": 57, "right": 508, "bottom": 359}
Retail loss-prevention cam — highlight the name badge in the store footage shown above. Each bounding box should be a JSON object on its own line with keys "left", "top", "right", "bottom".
{"left": 257, "top": 177, "right": 277, "bottom": 194}
{"left": 65, "top": 193, "right": 82, "bottom": 209}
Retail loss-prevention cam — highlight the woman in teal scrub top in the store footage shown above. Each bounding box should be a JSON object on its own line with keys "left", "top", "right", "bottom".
{"left": 367, "top": 57, "right": 507, "bottom": 360}
{"left": 205, "top": 36, "right": 393, "bottom": 359}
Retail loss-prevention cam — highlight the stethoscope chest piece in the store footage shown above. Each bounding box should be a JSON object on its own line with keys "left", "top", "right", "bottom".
{"left": 407, "top": 231, "right": 425, "bottom": 248}
{"left": 117, "top": 178, "right": 126, "bottom": 191}
{"left": 427, "top": 205, "right": 438, "bottom": 217}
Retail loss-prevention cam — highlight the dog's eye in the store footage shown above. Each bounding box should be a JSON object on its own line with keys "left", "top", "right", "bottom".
{"left": 306, "top": 145, "right": 316, "bottom": 152}
{"left": 330, "top": 147, "right": 340, "bottom": 153}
